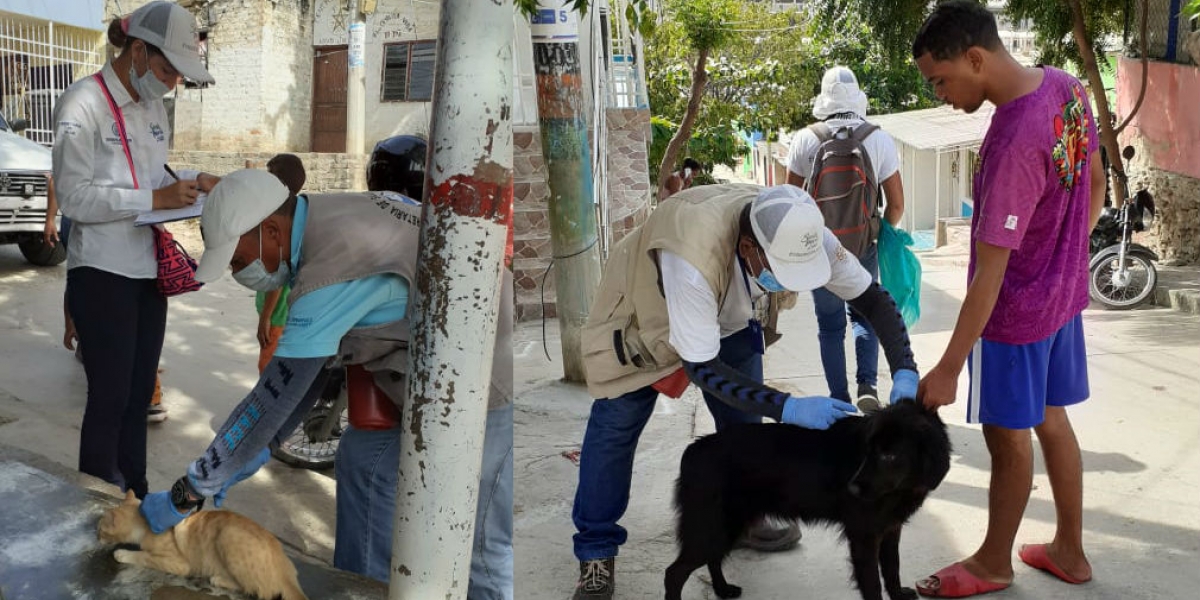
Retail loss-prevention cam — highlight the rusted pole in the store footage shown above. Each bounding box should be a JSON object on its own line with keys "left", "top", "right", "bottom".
{"left": 532, "top": 0, "right": 601, "bottom": 382}
{"left": 389, "top": 0, "right": 513, "bottom": 596}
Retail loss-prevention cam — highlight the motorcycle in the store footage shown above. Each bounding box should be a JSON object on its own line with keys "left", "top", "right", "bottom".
{"left": 270, "top": 367, "right": 347, "bottom": 470}
{"left": 1088, "top": 146, "right": 1158, "bottom": 309}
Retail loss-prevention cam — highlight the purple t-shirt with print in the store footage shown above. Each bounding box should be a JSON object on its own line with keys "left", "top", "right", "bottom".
{"left": 969, "top": 67, "right": 1099, "bottom": 345}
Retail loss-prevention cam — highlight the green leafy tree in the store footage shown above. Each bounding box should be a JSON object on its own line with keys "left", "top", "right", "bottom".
{"left": 646, "top": 1, "right": 937, "bottom": 184}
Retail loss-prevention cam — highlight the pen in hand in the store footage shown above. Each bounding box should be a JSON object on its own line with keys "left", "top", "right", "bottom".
{"left": 163, "top": 164, "right": 180, "bottom": 181}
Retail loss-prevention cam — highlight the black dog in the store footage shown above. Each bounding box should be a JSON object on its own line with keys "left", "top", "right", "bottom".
{"left": 665, "top": 401, "right": 951, "bottom": 600}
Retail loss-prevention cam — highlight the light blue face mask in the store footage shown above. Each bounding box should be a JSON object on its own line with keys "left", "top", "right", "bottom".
{"left": 232, "top": 225, "right": 290, "bottom": 292}
{"left": 747, "top": 247, "right": 788, "bottom": 293}
{"left": 756, "top": 268, "right": 788, "bottom": 293}
{"left": 129, "top": 44, "right": 172, "bottom": 103}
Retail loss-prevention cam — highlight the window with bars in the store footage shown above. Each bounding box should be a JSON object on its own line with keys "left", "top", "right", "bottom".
{"left": 381, "top": 40, "right": 436, "bottom": 102}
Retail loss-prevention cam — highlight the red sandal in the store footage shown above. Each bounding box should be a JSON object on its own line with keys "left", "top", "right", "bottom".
{"left": 916, "top": 563, "right": 1011, "bottom": 598}
{"left": 1018, "top": 543, "right": 1091, "bottom": 584}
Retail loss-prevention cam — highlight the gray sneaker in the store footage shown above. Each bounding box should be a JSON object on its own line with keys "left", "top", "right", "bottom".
{"left": 572, "top": 557, "right": 615, "bottom": 599}
{"left": 735, "top": 517, "right": 802, "bottom": 552}
{"left": 856, "top": 383, "right": 882, "bottom": 414}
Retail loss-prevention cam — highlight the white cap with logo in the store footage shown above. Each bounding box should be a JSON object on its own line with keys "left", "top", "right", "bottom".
{"left": 749, "top": 185, "right": 831, "bottom": 292}
{"left": 124, "top": 1, "right": 215, "bottom": 85}
{"left": 194, "top": 169, "right": 290, "bottom": 283}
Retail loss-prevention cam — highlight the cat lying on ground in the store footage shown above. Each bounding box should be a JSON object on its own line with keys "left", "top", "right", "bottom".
{"left": 97, "top": 490, "right": 308, "bottom": 600}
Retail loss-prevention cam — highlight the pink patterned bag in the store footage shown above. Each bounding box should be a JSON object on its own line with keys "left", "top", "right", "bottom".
{"left": 151, "top": 225, "right": 203, "bottom": 296}
{"left": 94, "top": 73, "right": 202, "bottom": 297}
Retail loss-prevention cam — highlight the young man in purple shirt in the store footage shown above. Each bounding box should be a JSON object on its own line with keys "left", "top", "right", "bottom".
{"left": 910, "top": 2, "right": 1107, "bottom": 597}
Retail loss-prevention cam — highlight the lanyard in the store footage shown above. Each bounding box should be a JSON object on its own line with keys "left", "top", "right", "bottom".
{"left": 92, "top": 73, "right": 140, "bottom": 190}
{"left": 739, "top": 257, "right": 766, "bottom": 355}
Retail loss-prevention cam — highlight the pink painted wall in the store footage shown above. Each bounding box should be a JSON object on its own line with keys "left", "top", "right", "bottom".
{"left": 1116, "top": 57, "right": 1200, "bottom": 179}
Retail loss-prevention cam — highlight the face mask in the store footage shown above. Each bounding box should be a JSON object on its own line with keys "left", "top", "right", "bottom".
{"left": 232, "top": 226, "right": 290, "bottom": 292}
{"left": 748, "top": 247, "right": 788, "bottom": 293}
{"left": 756, "top": 269, "right": 788, "bottom": 293}
{"left": 129, "top": 44, "right": 172, "bottom": 103}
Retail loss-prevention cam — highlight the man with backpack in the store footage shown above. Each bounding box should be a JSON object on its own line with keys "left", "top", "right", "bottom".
{"left": 786, "top": 66, "right": 906, "bottom": 413}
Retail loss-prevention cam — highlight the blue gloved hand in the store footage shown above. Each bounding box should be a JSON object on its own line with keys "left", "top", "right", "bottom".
{"left": 781, "top": 396, "right": 858, "bottom": 430}
{"left": 213, "top": 447, "right": 271, "bottom": 508}
{"left": 890, "top": 369, "right": 919, "bottom": 404}
{"left": 139, "top": 489, "right": 193, "bottom": 534}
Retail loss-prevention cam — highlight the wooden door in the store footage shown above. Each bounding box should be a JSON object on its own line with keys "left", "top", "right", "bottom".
{"left": 311, "top": 46, "right": 348, "bottom": 153}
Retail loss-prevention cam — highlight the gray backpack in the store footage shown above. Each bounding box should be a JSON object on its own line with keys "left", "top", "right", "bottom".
{"left": 805, "top": 122, "right": 882, "bottom": 258}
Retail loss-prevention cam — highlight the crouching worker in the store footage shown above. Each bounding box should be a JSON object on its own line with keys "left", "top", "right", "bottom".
{"left": 138, "top": 169, "right": 513, "bottom": 598}
{"left": 569, "top": 184, "right": 919, "bottom": 599}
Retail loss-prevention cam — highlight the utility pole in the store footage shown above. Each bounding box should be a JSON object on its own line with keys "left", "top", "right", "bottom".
{"left": 345, "top": 0, "right": 367, "bottom": 154}
{"left": 531, "top": 0, "right": 601, "bottom": 382}
{"left": 388, "top": 0, "right": 512, "bottom": 597}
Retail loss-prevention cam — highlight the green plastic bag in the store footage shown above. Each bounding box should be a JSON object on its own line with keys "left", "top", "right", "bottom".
{"left": 877, "top": 220, "right": 921, "bottom": 328}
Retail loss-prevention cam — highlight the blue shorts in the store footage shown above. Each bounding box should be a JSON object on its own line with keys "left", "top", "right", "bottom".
{"left": 966, "top": 314, "right": 1089, "bottom": 429}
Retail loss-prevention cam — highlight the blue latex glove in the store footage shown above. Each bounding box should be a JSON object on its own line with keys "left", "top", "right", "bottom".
{"left": 890, "top": 369, "right": 919, "bottom": 404}
{"left": 139, "top": 490, "right": 193, "bottom": 534}
{"left": 781, "top": 396, "right": 858, "bottom": 429}
{"left": 213, "top": 447, "right": 271, "bottom": 508}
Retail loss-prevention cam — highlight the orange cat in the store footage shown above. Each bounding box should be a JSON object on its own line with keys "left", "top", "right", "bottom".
{"left": 97, "top": 490, "right": 308, "bottom": 600}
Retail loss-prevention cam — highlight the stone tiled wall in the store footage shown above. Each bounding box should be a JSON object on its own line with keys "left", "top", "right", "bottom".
{"left": 513, "top": 108, "right": 654, "bottom": 321}
{"left": 604, "top": 108, "right": 653, "bottom": 247}
{"left": 168, "top": 151, "right": 368, "bottom": 192}
{"left": 514, "top": 127, "right": 554, "bottom": 322}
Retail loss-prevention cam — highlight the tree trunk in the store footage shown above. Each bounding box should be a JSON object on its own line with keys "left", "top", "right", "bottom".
{"left": 1115, "top": 0, "right": 1150, "bottom": 135}
{"left": 657, "top": 46, "right": 710, "bottom": 199}
{"left": 1065, "top": 0, "right": 1125, "bottom": 205}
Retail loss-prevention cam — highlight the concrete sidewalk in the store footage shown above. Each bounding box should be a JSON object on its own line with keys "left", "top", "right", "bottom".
{"left": 514, "top": 257, "right": 1200, "bottom": 599}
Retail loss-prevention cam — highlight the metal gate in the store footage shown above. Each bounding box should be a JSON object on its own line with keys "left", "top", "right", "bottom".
{"left": 0, "top": 15, "right": 103, "bottom": 146}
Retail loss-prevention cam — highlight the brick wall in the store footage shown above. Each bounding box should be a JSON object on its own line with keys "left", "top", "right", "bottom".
{"left": 168, "top": 151, "right": 368, "bottom": 193}
{"left": 110, "top": 0, "right": 314, "bottom": 153}
{"left": 513, "top": 108, "right": 654, "bottom": 322}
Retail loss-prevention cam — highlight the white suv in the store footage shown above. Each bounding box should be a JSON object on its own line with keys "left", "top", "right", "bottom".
{"left": 0, "top": 110, "right": 64, "bottom": 266}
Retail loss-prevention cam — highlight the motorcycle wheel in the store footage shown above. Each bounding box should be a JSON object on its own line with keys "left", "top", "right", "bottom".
{"left": 270, "top": 394, "right": 348, "bottom": 470}
{"left": 1089, "top": 253, "right": 1157, "bottom": 309}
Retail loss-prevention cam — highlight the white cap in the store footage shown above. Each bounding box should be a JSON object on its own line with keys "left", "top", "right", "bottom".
{"left": 750, "top": 185, "right": 831, "bottom": 292}
{"left": 124, "top": 1, "right": 215, "bottom": 85}
{"left": 195, "top": 169, "right": 289, "bottom": 283}
{"left": 812, "top": 66, "right": 868, "bottom": 120}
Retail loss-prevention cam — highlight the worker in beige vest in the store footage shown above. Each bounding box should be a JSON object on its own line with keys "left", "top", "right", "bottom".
{"left": 570, "top": 184, "right": 919, "bottom": 600}
{"left": 136, "top": 169, "right": 513, "bottom": 598}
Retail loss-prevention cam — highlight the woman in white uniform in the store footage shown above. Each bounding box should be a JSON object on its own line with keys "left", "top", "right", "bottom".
{"left": 51, "top": 1, "right": 216, "bottom": 498}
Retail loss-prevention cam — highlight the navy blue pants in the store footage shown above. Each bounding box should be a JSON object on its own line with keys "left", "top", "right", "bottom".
{"left": 67, "top": 267, "right": 166, "bottom": 498}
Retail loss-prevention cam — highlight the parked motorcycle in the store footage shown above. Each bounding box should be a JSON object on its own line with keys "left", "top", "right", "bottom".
{"left": 270, "top": 367, "right": 347, "bottom": 470}
{"left": 1089, "top": 146, "right": 1158, "bottom": 309}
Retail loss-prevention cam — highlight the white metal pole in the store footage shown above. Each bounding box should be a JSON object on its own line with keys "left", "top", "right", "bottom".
{"left": 345, "top": 0, "right": 367, "bottom": 154}
{"left": 388, "top": 0, "right": 513, "bottom": 597}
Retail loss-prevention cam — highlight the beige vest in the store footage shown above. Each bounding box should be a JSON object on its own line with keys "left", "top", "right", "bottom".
{"left": 288, "top": 193, "right": 512, "bottom": 410}
{"left": 581, "top": 183, "right": 761, "bottom": 399}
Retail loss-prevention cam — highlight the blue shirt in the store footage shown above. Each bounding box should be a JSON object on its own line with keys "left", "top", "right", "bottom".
{"left": 274, "top": 196, "right": 410, "bottom": 359}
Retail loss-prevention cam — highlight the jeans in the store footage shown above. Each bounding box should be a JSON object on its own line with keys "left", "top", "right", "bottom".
{"left": 572, "top": 327, "right": 764, "bottom": 561}
{"left": 67, "top": 267, "right": 166, "bottom": 498}
{"left": 334, "top": 403, "right": 514, "bottom": 600}
{"left": 812, "top": 244, "right": 879, "bottom": 402}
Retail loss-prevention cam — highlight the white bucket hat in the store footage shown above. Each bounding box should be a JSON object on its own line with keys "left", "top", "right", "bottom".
{"left": 812, "top": 66, "right": 868, "bottom": 120}
{"left": 124, "top": 1, "right": 215, "bottom": 85}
